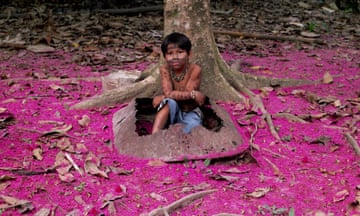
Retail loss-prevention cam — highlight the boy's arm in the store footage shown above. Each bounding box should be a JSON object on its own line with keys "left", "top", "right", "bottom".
{"left": 161, "top": 64, "right": 205, "bottom": 106}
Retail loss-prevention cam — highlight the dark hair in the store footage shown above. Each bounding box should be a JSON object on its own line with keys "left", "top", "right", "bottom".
{"left": 161, "top": 32, "right": 192, "bottom": 57}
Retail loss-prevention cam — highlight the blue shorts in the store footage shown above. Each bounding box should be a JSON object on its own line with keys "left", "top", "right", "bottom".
{"left": 158, "top": 98, "right": 203, "bottom": 133}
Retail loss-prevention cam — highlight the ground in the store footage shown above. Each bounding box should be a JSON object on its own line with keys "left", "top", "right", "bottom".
{"left": 0, "top": 1, "right": 359, "bottom": 215}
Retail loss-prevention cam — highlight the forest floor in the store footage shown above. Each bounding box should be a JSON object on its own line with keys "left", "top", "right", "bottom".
{"left": 0, "top": 0, "right": 360, "bottom": 215}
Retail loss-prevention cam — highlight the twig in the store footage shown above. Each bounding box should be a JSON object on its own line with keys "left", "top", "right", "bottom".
{"left": 145, "top": 189, "right": 217, "bottom": 216}
{"left": 213, "top": 30, "right": 326, "bottom": 45}
{"left": 10, "top": 167, "right": 58, "bottom": 176}
{"left": 344, "top": 132, "right": 360, "bottom": 156}
{"left": 273, "top": 113, "right": 308, "bottom": 123}
{"left": 94, "top": 5, "right": 163, "bottom": 15}
{"left": 249, "top": 124, "right": 259, "bottom": 151}
{"left": 262, "top": 148, "right": 289, "bottom": 159}
{"left": 263, "top": 157, "right": 284, "bottom": 179}
{"left": 64, "top": 153, "right": 84, "bottom": 176}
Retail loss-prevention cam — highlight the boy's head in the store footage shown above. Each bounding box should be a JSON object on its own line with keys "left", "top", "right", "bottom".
{"left": 161, "top": 32, "right": 192, "bottom": 57}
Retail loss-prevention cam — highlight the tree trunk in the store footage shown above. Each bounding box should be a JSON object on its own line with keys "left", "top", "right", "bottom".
{"left": 163, "top": 0, "right": 244, "bottom": 102}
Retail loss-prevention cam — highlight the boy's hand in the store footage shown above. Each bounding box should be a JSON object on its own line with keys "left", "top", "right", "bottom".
{"left": 153, "top": 95, "right": 165, "bottom": 108}
{"left": 194, "top": 91, "right": 205, "bottom": 106}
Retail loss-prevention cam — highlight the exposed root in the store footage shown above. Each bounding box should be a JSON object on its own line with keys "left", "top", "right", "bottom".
{"left": 243, "top": 88, "right": 281, "bottom": 141}
{"left": 344, "top": 132, "right": 360, "bottom": 156}
{"left": 213, "top": 30, "right": 326, "bottom": 45}
{"left": 249, "top": 124, "right": 259, "bottom": 151}
{"left": 144, "top": 189, "right": 217, "bottom": 216}
{"left": 273, "top": 113, "right": 308, "bottom": 123}
{"left": 263, "top": 157, "right": 285, "bottom": 179}
{"left": 70, "top": 67, "right": 159, "bottom": 109}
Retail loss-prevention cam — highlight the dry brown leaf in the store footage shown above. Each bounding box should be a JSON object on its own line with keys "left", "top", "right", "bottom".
{"left": 32, "top": 148, "right": 43, "bottom": 161}
{"left": 1, "top": 98, "right": 17, "bottom": 104}
{"left": 333, "top": 189, "right": 349, "bottom": 202}
{"left": 246, "top": 187, "right": 271, "bottom": 198}
{"left": 54, "top": 151, "right": 69, "bottom": 167}
{"left": 34, "top": 207, "right": 51, "bottom": 216}
{"left": 56, "top": 137, "right": 74, "bottom": 152}
{"left": 147, "top": 159, "right": 167, "bottom": 167}
{"left": 78, "top": 115, "right": 90, "bottom": 127}
{"left": 84, "top": 152, "right": 108, "bottom": 178}
{"left": 222, "top": 168, "right": 250, "bottom": 174}
{"left": 150, "top": 192, "right": 168, "bottom": 202}
{"left": 0, "top": 182, "right": 11, "bottom": 191}
{"left": 211, "top": 174, "right": 240, "bottom": 182}
{"left": 323, "top": 71, "right": 334, "bottom": 84}
{"left": 0, "top": 195, "right": 33, "bottom": 212}
{"left": 108, "top": 201, "right": 117, "bottom": 216}
{"left": 0, "top": 175, "right": 15, "bottom": 182}
{"left": 0, "top": 107, "right": 7, "bottom": 114}
{"left": 56, "top": 164, "right": 72, "bottom": 176}
{"left": 41, "top": 124, "right": 72, "bottom": 137}
{"left": 250, "top": 66, "right": 262, "bottom": 70}
{"left": 27, "top": 44, "right": 55, "bottom": 53}
{"left": 58, "top": 172, "right": 75, "bottom": 183}
{"left": 75, "top": 143, "right": 88, "bottom": 154}
{"left": 333, "top": 99, "right": 342, "bottom": 107}
{"left": 301, "top": 31, "right": 320, "bottom": 38}
{"left": 85, "top": 161, "right": 108, "bottom": 178}
{"left": 49, "top": 83, "right": 65, "bottom": 91}
{"left": 110, "top": 166, "right": 134, "bottom": 175}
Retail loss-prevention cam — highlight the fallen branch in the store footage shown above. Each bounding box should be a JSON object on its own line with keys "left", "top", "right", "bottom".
{"left": 144, "top": 189, "right": 217, "bottom": 216}
{"left": 213, "top": 30, "right": 326, "bottom": 45}
{"left": 273, "top": 113, "right": 308, "bottom": 123}
{"left": 344, "top": 132, "right": 360, "bottom": 156}
{"left": 94, "top": 5, "right": 163, "bottom": 15}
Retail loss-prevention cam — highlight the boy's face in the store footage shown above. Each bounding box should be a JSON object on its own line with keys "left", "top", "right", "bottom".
{"left": 164, "top": 43, "right": 189, "bottom": 70}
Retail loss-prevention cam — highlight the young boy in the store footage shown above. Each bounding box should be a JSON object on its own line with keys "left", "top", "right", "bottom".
{"left": 152, "top": 32, "right": 206, "bottom": 134}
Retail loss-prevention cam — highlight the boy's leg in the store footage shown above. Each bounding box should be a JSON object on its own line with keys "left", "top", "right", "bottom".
{"left": 182, "top": 110, "right": 202, "bottom": 134}
{"left": 152, "top": 98, "right": 180, "bottom": 134}
{"left": 152, "top": 104, "right": 170, "bottom": 134}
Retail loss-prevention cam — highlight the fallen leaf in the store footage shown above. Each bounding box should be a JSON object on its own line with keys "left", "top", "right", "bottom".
{"left": 56, "top": 137, "right": 74, "bottom": 152}
{"left": 27, "top": 44, "right": 55, "bottom": 53}
{"left": 41, "top": 124, "right": 72, "bottom": 137}
{"left": 78, "top": 115, "right": 90, "bottom": 127}
{"left": 75, "top": 143, "right": 88, "bottom": 154}
{"left": 58, "top": 172, "right": 75, "bottom": 183}
{"left": 150, "top": 192, "right": 167, "bottom": 202}
{"left": 147, "top": 159, "right": 167, "bottom": 167}
{"left": 0, "top": 175, "right": 16, "bottom": 182}
{"left": 0, "top": 182, "right": 11, "bottom": 191}
{"left": 333, "top": 99, "right": 341, "bottom": 107}
{"left": 222, "top": 168, "right": 250, "bottom": 174}
{"left": 246, "top": 187, "right": 271, "bottom": 198}
{"left": 301, "top": 31, "right": 320, "bottom": 38}
{"left": 250, "top": 66, "right": 262, "bottom": 70}
{"left": 34, "top": 208, "right": 51, "bottom": 216}
{"left": 333, "top": 189, "right": 349, "bottom": 202}
{"left": 210, "top": 173, "right": 240, "bottom": 182}
{"left": 32, "top": 148, "right": 43, "bottom": 161}
{"left": 0, "top": 195, "right": 34, "bottom": 213}
{"left": 49, "top": 84, "right": 65, "bottom": 91}
{"left": 0, "top": 107, "right": 7, "bottom": 114}
{"left": 110, "top": 166, "right": 134, "bottom": 175}
{"left": 309, "top": 135, "right": 332, "bottom": 145}
{"left": 84, "top": 152, "right": 108, "bottom": 178}
{"left": 323, "top": 71, "right": 334, "bottom": 84}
